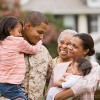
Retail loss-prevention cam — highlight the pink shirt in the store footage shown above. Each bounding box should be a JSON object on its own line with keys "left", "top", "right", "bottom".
{"left": 48, "top": 61, "right": 100, "bottom": 100}
{"left": 48, "top": 62, "right": 71, "bottom": 88}
{"left": 0, "top": 36, "right": 41, "bottom": 84}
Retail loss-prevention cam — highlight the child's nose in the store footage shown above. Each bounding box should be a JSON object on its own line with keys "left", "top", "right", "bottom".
{"left": 19, "top": 33, "right": 22, "bottom": 37}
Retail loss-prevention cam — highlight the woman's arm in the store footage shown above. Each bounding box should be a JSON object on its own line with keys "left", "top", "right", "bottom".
{"left": 55, "top": 62, "right": 100, "bottom": 100}
{"left": 54, "top": 88, "right": 74, "bottom": 100}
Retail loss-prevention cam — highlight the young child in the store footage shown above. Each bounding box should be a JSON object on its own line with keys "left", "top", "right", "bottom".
{"left": 0, "top": 16, "right": 42, "bottom": 100}
{"left": 46, "top": 58, "right": 92, "bottom": 100}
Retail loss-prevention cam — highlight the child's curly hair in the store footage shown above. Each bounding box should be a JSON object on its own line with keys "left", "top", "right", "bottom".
{"left": 76, "top": 58, "right": 92, "bottom": 76}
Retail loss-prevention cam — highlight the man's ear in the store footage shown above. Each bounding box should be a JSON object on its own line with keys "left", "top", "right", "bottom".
{"left": 24, "top": 22, "right": 32, "bottom": 30}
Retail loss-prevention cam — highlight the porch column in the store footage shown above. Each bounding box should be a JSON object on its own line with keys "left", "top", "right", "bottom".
{"left": 78, "top": 15, "right": 88, "bottom": 33}
{"left": 97, "top": 15, "right": 100, "bottom": 34}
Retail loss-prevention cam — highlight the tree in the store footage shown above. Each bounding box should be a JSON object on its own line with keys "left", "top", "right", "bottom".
{"left": 0, "top": 0, "right": 21, "bottom": 19}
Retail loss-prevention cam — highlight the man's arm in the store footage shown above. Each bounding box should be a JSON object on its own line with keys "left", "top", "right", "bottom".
{"left": 54, "top": 88, "right": 74, "bottom": 100}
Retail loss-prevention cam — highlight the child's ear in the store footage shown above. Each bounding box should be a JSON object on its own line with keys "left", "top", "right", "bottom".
{"left": 8, "top": 29, "right": 12, "bottom": 35}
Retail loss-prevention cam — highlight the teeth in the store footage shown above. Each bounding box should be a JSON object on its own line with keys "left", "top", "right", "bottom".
{"left": 61, "top": 51, "right": 65, "bottom": 53}
{"left": 60, "top": 50, "right": 67, "bottom": 54}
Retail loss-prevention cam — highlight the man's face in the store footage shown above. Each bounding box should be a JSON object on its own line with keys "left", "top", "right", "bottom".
{"left": 23, "top": 22, "right": 48, "bottom": 44}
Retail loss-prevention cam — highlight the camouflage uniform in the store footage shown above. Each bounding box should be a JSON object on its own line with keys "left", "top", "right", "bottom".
{"left": 0, "top": 45, "right": 53, "bottom": 100}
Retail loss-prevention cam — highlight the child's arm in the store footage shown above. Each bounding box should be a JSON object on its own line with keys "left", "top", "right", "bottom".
{"left": 19, "top": 38, "right": 42, "bottom": 54}
{"left": 61, "top": 75, "right": 82, "bottom": 89}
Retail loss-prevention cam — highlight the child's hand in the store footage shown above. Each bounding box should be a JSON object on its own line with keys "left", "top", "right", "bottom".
{"left": 37, "top": 40, "right": 42, "bottom": 45}
{"left": 54, "top": 80, "right": 62, "bottom": 87}
{"left": 63, "top": 73, "right": 71, "bottom": 78}
{"left": 63, "top": 74, "right": 67, "bottom": 78}
{"left": 54, "top": 79, "right": 66, "bottom": 88}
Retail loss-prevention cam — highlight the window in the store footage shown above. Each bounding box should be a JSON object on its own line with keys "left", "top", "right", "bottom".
{"left": 20, "top": 0, "right": 29, "bottom": 5}
{"left": 90, "top": 15, "right": 97, "bottom": 33}
{"left": 63, "top": 15, "right": 76, "bottom": 30}
{"left": 88, "top": 15, "right": 100, "bottom": 34}
{"left": 87, "top": 0, "right": 100, "bottom": 7}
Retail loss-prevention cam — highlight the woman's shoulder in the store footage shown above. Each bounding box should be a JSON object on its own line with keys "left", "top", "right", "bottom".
{"left": 89, "top": 61, "right": 100, "bottom": 74}
{"left": 90, "top": 61, "right": 100, "bottom": 67}
{"left": 52, "top": 57, "right": 58, "bottom": 65}
{"left": 52, "top": 57, "right": 72, "bottom": 65}
{"left": 53, "top": 61, "right": 71, "bottom": 71}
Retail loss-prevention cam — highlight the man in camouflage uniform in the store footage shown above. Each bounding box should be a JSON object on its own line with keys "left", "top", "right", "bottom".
{"left": 0, "top": 11, "right": 53, "bottom": 100}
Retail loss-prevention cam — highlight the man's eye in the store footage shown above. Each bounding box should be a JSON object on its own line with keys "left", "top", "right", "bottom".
{"left": 38, "top": 31, "right": 43, "bottom": 34}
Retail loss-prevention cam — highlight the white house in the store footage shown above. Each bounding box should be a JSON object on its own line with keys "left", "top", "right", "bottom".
{"left": 20, "top": 0, "right": 100, "bottom": 63}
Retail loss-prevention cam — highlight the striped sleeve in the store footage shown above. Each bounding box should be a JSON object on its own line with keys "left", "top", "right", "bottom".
{"left": 19, "top": 39, "right": 42, "bottom": 54}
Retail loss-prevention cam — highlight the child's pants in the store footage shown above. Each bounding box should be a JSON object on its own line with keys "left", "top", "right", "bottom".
{"left": 0, "top": 83, "right": 26, "bottom": 100}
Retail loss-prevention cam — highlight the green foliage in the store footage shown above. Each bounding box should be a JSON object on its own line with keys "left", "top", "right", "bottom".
{"left": 44, "top": 13, "right": 65, "bottom": 58}
{"left": 0, "top": 0, "right": 22, "bottom": 20}
{"left": 44, "top": 40, "right": 58, "bottom": 58}
{"left": 45, "top": 13, "right": 64, "bottom": 31}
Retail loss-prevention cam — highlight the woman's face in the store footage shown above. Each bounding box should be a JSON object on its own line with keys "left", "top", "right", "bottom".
{"left": 57, "top": 34, "right": 74, "bottom": 59}
{"left": 67, "top": 36, "right": 88, "bottom": 59}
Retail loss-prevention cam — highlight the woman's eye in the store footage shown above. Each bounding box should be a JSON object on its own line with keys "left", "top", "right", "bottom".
{"left": 73, "top": 45, "right": 78, "bottom": 49}
{"left": 68, "top": 43, "right": 71, "bottom": 46}
{"left": 60, "top": 41, "right": 63, "bottom": 44}
{"left": 61, "top": 41, "right": 63, "bottom": 44}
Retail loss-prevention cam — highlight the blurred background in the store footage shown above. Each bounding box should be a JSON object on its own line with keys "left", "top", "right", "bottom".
{"left": 1, "top": 0, "right": 100, "bottom": 61}
{"left": 0, "top": 0, "right": 100, "bottom": 99}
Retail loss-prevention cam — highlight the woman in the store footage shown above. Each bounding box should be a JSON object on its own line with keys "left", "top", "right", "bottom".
{"left": 45, "top": 29, "right": 77, "bottom": 98}
{"left": 47, "top": 29, "right": 77, "bottom": 87}
{"left": 49, "top": 33, "right": 100, "bottom": 100}
{"left": 46, "top": 58, "right": 92, "bottom": 100}
{"left": 52, "top": 29, "right": 77, "bottom": 65}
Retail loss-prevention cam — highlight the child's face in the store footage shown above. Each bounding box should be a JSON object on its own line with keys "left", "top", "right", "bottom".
{"left": 9, "top": 23, "right": 22, "bottom": 37}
